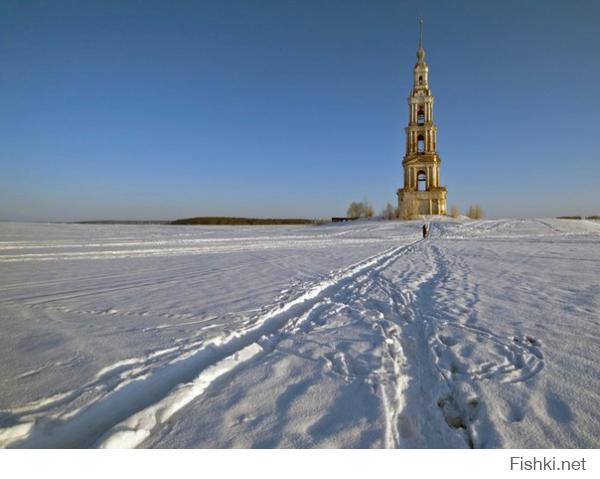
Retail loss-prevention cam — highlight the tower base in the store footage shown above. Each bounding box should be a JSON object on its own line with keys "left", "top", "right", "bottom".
{"left": 397, "top": 187, "right": 447, "bottom": 216}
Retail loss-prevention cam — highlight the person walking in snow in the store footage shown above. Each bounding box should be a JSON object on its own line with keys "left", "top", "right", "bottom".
{"left": 422, "top": 224, "right": 428, "bottom": 239}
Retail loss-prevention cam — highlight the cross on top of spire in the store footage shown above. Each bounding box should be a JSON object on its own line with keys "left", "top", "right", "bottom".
{"left": 416, "top": 17, "right": 426, "bottom": 63}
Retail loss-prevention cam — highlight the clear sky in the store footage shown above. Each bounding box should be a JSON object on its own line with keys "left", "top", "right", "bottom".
{"left": 1, "top": 0, "right": 599, "bottom": 221}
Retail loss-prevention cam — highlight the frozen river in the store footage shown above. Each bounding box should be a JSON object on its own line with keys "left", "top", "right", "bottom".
{"left": 0, "top": 218, "right": 599, "bottom": 448}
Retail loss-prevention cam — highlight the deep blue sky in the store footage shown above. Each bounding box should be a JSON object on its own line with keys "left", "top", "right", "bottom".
{"left": 1, "top": 0, "right": 599, "bottom": 221}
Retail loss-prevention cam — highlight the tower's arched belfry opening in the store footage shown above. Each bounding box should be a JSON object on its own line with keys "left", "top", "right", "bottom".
{"left": 397, "top": 20, "right": 447, "bottom": 215}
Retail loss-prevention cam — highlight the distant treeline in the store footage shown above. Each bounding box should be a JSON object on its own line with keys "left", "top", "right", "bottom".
{"left": 171, "top": 217, "right": 317, "bottom": 225}
{"left": 556, "top": 216, "right": 600, "bottom": 220}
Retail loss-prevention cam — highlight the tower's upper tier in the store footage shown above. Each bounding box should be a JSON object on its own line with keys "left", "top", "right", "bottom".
{"left": 412, "top": 46, "right": 430, "bottom": 93}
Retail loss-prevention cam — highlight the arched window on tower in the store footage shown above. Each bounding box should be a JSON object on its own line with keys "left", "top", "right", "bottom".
{"left": 417, "top": 109, "right": 425, "bottom": 126}
{"left": 417, "top": 134, "right": 425, "bottom": 153}
{"left": 417, "top": 171, "right": 427, "bottom": 191}
{"left": 419, "top": 75, "right": 423, "bottom": 85}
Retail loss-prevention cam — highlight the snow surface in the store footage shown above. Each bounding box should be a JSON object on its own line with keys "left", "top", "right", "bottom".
{"left": 0, "top": 219, "right": 598, "bottom": 448}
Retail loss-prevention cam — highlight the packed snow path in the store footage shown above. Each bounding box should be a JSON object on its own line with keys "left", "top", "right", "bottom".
{"left": 0, "top": 219, "right": 598, "bottom": 448}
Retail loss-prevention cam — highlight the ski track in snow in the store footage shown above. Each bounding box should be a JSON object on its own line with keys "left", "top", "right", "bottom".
{"left": 1, "top": 219, "right": 598, "bottom": 448}
{"left": 1, "top": 240, "right": 421, "bottom": 448}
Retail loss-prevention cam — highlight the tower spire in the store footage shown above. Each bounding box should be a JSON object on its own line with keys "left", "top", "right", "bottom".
{"left": 418, "top": 17, "right": 424, "bottom": 49}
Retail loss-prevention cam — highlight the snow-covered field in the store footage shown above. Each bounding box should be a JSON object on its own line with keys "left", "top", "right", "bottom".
{"left": 0, "top": 218, "right": 598, "bottom": 448}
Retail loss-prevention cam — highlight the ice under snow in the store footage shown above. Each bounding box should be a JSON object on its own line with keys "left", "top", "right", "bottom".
{"left": 0, "top": 218, "right": 598, "bottom": 448}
